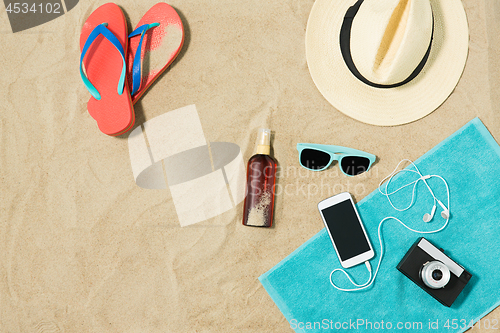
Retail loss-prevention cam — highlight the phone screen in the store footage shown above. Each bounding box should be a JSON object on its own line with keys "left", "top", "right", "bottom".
{"left": 321, "top": 199, "right": 371, "bottom": 261}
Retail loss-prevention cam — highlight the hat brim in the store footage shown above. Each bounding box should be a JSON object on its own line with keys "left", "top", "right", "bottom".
{"left": 305, "top": 0, "right": 469, "bottom": 126}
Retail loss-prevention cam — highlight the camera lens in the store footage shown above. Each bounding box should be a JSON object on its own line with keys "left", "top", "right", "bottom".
{"left": 421, "top": 261, "right": 450, "bottom": 289}
{"left": 432, "top": 270, "right": 443, "bottom": 281}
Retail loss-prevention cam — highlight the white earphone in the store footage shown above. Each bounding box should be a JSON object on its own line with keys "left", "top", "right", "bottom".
{"left": 378, "top": 161, "right": 450, "bottom": 222}
{"left": 424, "top": 199, "right": 450, "bottom": 222}
{"left": 423, "top": 204, "right": 436, "bottom": 223}
{"left": 329, "top": 159, "right": 451, "bottom": 292}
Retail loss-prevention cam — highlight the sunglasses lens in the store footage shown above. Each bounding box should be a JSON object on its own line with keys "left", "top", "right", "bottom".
{"left": 300, "top": 148, "right": 331, "bottom": 170}
{"left": 340, "top": 156, "right": 371, "bottom": 176}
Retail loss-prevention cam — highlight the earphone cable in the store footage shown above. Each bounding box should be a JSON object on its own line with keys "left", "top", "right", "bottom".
{"left": 330, "top": 160, "right": 450, "bottom": 292}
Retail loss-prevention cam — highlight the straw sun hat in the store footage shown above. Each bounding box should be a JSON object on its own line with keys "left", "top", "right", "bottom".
{"left": 305, "top": 0, "right": 469, "bottom": 126}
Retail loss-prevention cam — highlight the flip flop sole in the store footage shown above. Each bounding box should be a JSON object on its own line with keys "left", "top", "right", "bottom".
{"left": 80, "top": 3, "right": 134, "bottom": 136}
{"left": 127, "top": 3, "right": 184, "bottom": 104}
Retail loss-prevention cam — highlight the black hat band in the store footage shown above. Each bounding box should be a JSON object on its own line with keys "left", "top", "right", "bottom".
{"left": 339, "top": 0, "right": 434, "bottom": 89}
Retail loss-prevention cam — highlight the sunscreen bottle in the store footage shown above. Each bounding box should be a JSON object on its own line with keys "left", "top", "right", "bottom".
{"left": 242, "top": 129, "right": 277, "bottom": 227}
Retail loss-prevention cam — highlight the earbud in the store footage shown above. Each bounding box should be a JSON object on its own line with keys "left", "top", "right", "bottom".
{"left": 421, "top": 175, "right": 450, "bottom": 221}
{"left": 423, "top": 204, "right": 436, "bottom": 223}
{"left": 378, "top": 161, "right": 451, "bottom": 227}
{"left": 437, "top": 200, "right": 450, "bottom": 219}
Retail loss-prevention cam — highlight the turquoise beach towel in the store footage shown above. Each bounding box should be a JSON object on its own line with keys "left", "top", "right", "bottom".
{"left": 259, "top": 118, "right": 500, "bottom": 333}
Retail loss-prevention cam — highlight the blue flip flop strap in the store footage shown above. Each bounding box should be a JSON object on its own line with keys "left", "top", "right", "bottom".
{"left": 128, "top": 23, "right": 160, "bottom": 96}
{"left": 80, "top": 23, "right": 126, "bottom": 100}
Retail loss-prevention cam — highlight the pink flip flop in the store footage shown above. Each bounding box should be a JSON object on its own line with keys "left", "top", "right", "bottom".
{"left": 80, "top": 3, "right": 135, "bottom": 136}
{"left": 127, "top": 3, "right": 184, "bottom": 104}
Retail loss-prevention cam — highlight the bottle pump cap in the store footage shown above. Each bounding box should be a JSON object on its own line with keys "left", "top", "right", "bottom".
{"left": 256, "top": 128, "right": 271, "bottom": 155}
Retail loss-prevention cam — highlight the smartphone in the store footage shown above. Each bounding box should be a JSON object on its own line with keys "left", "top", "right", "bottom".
{"left": 318, "top": 192, "right": 374, "bottom": 268}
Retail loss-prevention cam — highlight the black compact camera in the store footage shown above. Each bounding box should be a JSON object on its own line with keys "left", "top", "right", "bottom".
{"left": 397, "top": 237, "right": 472, "bottom": 307}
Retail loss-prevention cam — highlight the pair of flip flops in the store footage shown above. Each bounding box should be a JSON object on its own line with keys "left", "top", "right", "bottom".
{"left": 80, "top": 3, "right": 184, "bottom": 136}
